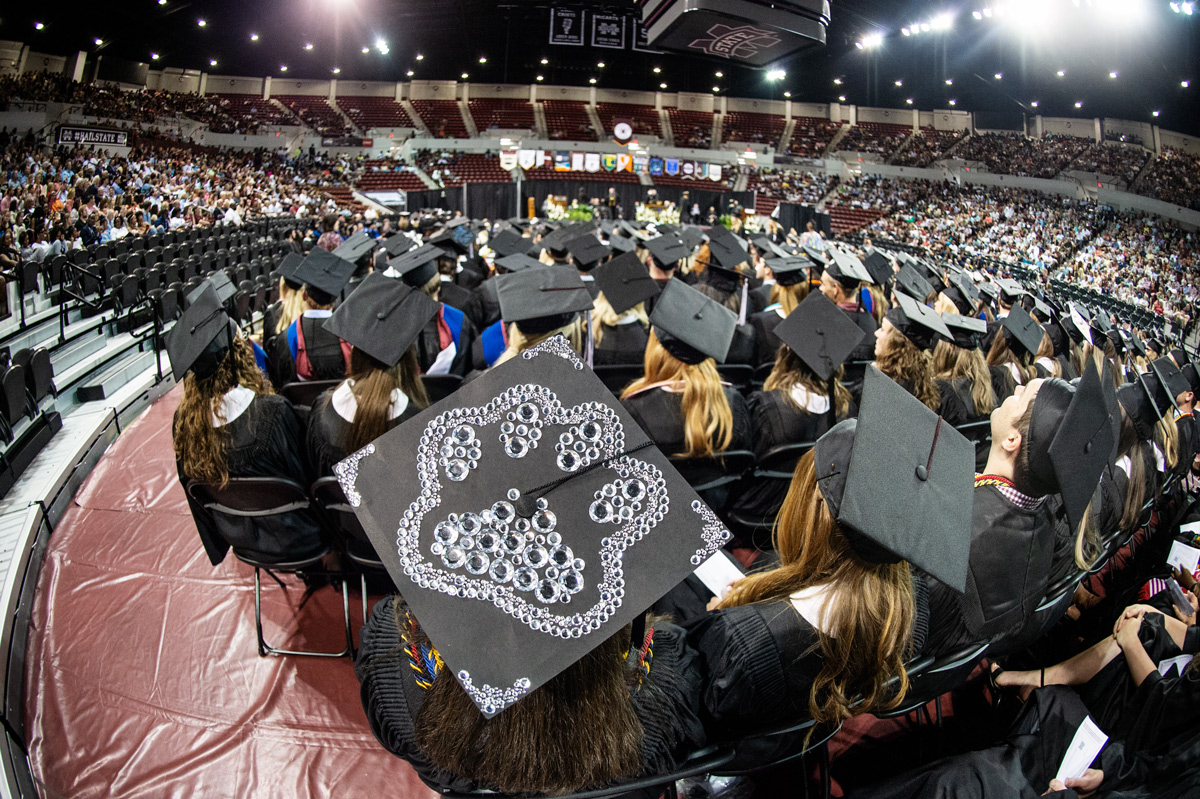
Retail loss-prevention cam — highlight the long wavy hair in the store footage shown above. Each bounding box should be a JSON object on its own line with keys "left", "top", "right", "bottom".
{"left": 402, "top": 604, "right": 644, "bottom": 794}
{"left": 342, "top": 346, "right": 430, "bottom": 453}
{"left": 274, "top": 278, "right": 307, "bottom": 335}
{"left": 876, "top": 325, "right": 941, "bottom": 412}
{"left": 719, "top": 450, "right": 915, "bottom": 729}
{"left": 591, "top": 292, "right": 648, "bottom": 348}
{"left": 769, "top": 282, "right": 809, "bottom": 316}
{"left": 763, "top": 347, "right": 851, "bottom": 419}
{"left": 987, "top": 331, "right": 1035, "bottom": 385}
{"left": 173, "top": 337, "right": 273, "bottom": 486}
{"left": 620, "top": 330, "right": 733, "bottom": 458}
{"left": 932, "top": 340, "right": 996, "bottom": 415}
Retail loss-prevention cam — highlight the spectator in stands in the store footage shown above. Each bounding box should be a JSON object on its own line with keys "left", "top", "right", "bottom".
{"left": 316, "top": 213, "right": 342, "bottom": 251}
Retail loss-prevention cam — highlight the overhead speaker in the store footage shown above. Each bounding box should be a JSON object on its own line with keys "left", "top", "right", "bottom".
{"left": 639, "top": 0, "right": 831, "bottom": 67}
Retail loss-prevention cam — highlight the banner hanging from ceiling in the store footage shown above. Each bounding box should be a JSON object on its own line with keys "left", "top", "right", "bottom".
{"left": 509, "top": 148, "right": 723, "bottom": 181}
{"left": 549, "top": 8, "right": 584, "bottom": 45}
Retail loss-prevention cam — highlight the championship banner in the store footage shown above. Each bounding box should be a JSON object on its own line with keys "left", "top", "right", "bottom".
{"left": 649, "top": 157, "right": 664, "bottom": 176}
{"left": 601, "top": 154, "right": 618, "bottom": 172}
{"left": 708, "top": 164, "right": 723, "bottom": 182}
{"left": 616, "top": 153, "right": 633, "bottom": 172}
{"left": 550, "top": 8, "right": 585, "bottom": 45}
{"left": 554, "top": 151, "right": 571, "bottom": 171}
{"left": 571, "top": 152, "right": 586, "bottom": 171}
{"left": 665, "top": 158, "right": 680, "bottom": 176}
{"left": 633, "top": 155, "right": 649, "bottom": 174}
{"left": 57, "top": 126, "right": 128, "bottom": 147}
{"left": 500, "top": 150, "right": 518, "bottom": 170}
{"left": 633, "top": 22, "right": 662, "bottom": 53}
{"left": 584, "top": 153, "right": 601, "bottom": 173}
{"left": 592, "top": 13, "right": 627, "bottom": 49}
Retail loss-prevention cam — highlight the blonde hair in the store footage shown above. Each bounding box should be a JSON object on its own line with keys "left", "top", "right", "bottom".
{"left": 620, "top": 330, "right": 733, "bottom": 458}
{"left": 274, "top": 278, "right": 307, "bottom": 335}
{"left": 987, "top": 331, "right": 1035, "bottom": 385}
{"left": 932, "top": 340, "right": 996, "bottom": 415}
{"left": 763, "top": 348, "right": 851, "bottom": 419}
{"left": 769, "top": 282, "right": 810, "bottom": 316}
{"left": 876, "top": 324, "right": 941, "bottom": 412}
{"left": 591, "top": 293, "right": 648, "bottom": 348}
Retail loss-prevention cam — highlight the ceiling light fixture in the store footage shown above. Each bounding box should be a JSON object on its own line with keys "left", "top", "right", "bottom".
{"left": 251, "top": 34, "right": 260, "bottom": 42}
{"left": 416, "top": 53, "right": 424, "bottom": 60}
{"left": 906, "top": 98, "right": 914, "bottom": 104}
{"left": 34, "top": 22, "right": 44, "bottom": 31}
{"left": 597, "top": 61, "right": 605, "bottom": 68}
{"left": 151, "top": 52, "right": 159, "bottom": 60}
{"left": 784, "top": 91, "right": 792, "bottom": 97}
{"left": 1031, "top": 100, "right": 1039, "bottom": 107}
{"left": 305, "top": 43, "right": 314, "bottom": 50}
{"left": 945, "top": 78, "right": 953, "bottom": 85}
{"left": 332, "top": 67, "right": 341, "bottom": 74}
{"left": 462, "top": 72, "right": 470, "bottom": 79}
{"left": 1075, "top": 101, "right": 1083, "bottom": 108}
{"left": 589, "top": 77, "right": 597, "bottom": 84}
{"left": 833, "top": 78, "right": 842, "bottom": 85}
{"left": 1109, "top": 71, "right": 1118, "bottom": 78}
{"left": 766, "top": 69, "right": 786, "bottom": 81}
{"left": 1182, "top": 80, "right": 1191, "bottom": 88}
{"left": 715, "top": 70, "right": 723, "bottom": 77}
{"left": 660, "top": 82, "right": 667, "bottom": 89}
{"left": 653, "top": 66, "right": 661, "bottom": 73}
{"left": 362, "top": 46, "right": 370, "bottom": 53}
{"left": 1057, "top": 69, "right": 1066, "bottom": 77}
{"left": 712, "top": 86, "right": 720, "bottom": 92}
{"left": 406, "top": 70, "right": 414, "bottom": 76}
{"left": 1153, "top": 110, "right": 1161, "bottom": 116}
{"left": 895, "top": 79, "right": 903, "bottom": 86}
{"left": 536, "top": 75, "right": 544, "bottom": 81}
{"left": 994, "top": 72, "right": 1003, "bottom": 79}
{"left": 949, "top": 99, "right": 957, "bottom": 105}
{"left": 197, "top": 19, "right": 206, "bottom": 27}
{"left": 280, "top": 65, "right": 288, "bottom": 71}
{"left": 838, "top": 94, "right": 846, "bottom": 101}
{"left": 209, "top": 59, "right": 217, "bottom": 66}
{"left": 479, "top": 56, "right": 488, "bottom": 64}
{"left": 94, "top": 38, "right": 103, "bottom": 46}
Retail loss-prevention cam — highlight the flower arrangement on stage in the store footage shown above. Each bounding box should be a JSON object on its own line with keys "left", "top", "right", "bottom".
{"left": 634, "top": 203, "right": 680, "bottom": 226}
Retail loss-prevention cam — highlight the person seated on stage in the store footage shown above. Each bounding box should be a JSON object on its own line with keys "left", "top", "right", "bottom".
{"left": 305, "top": 273, "right": 433, "bottom": 478}
{"left": 620, "top": 280, "right": 751, "bottom": 474}
{"left": 730, "top": 292, "right": 859, "bottom": 528}
{"left": 167, "top": 285, "right": 325, "bottom": 567}
{"left": 487, "top": 265, "right": 594, "bottom": 368}
{"left": 588, "top": 252, "right": 659, "bottom": 367}
{"left": 352, "top": 342, "right": 715, "bottom": 795}
{"left": 693, "top": 367, "right": 974, "bottom": 733}
{"left": 261, "top": 252, "right": 305, "bottom": 354}
{"left": 934, "top": 313, "right": 996, "bottom": 427}
{"left": 987, "top": 298, "right": 1043, "bottom": 400}
{"left": 387, "top": 244, "right": 477, "bottom": 378}
{"left": 873, "top": 292, "right": 947, "bottom": 412}
{"left": 818, "top": 247, "right": 879, "bottom": 363}
{"left": 267, "top": 247, "right": 355, "bottom": 389}
{"left": 748, "top": 256, "right": 817, "bottom": 368}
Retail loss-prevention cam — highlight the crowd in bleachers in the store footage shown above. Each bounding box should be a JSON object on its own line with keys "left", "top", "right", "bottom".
{"left": 953, "top": 132, "right": 1091, "bottom": 179}
{"left": 747, "top": 168, "right": 837, "bottom": 204}
{"left": 1067, "top": 141, "right": 1150, "bottom": 184}
{"left": 835, "top": 122, "right": 909, "bottom": 156}
{"left": 891, "top": 129, "right": 966, "bottom": 168}
{"left": 1139, "top": 146, "right": 1200, "bottom": 211}
{"left": 785, "top": 117, "right": 841, "bottom": 159}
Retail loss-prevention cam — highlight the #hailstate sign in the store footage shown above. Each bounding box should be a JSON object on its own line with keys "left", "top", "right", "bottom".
{"left": 58, "top": 126, "right": 129, "bottom": 147}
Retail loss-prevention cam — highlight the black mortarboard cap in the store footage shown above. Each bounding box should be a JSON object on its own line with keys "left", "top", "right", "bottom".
{"left": 607, "top": 235, "right": 636, "bottom": 255}
{"left": 863, "top": 251, "right": 894, "bottom": 287}
{"left": 592, "top": 252, "right": 660, "bottom": 315}
{"left": 323, "top": 273, "right": 439, "bottom": 368}
{"left": 894, "top": 264, "right": 933, "bottom": 302}
{"left": 333, "top": 229, "right": 376, "bottom": 262}
{"left": 802, "top": 245, "right": 829, "bottom": 266}
{"left": 276, "top": 252, "right": 304, "bottom": 286}
{"left": 1031, "top": 298, "right": 1053, "bottom": 323}
{"left": 166, "top": 283, "right": 231, "bottom": 382}
{"left": 489, "top": 229, "right": 527, "bottom": 258}
{"left": 774, "top": 291, "right": 866, "bottom": 381}
{"left": 336, "top": 336, "right": 731, "bottom": 717}
{"left": 1025, "top": 362, "right": 1113, "bottom": 531}
{"left": 1150, "top": 357, "right": 1190, "bottom": 409}
{"left": 680, "top": 227, "right": 706, "bottom": 253}
{"left": 825, "top": 247, "right": 872, "bottom": 287}
{"left": 814, "top": 366, "right": 974, "bottom": 592}
{"left": 1001, "top": 303, "right": 1044, "bottom": 357}
{"left": 752, "top": 235, "right": 789, "bottom": 260}
{"left": 497, "top": 266, "right": 594, "bottom": 335}
{"left": 382, "top": 232, "right": 417, "bottom": 257}
{"left": 1066, "top": 303, "right": 1093, "bottom": 346}
{"left": 996, "top": 277, "right": 1026, "bottom": 303}
{"left": 703, "top": 238, "right": 747, "bottom": 271}
{"left": 886, "top": 292, "right": 951, "bottom": 351}
{"left": 565, "top": 235, "right": 611, "bottom": 271}
{"left": 387, "top": 243, "right": 442, "bottom": 288}
{"left": 539, "top": 224, "right": 582, "bottom": 256}
{"left": 495, "top": 253, "right": 544, "bottom": 274}
{"left": 195, "top": 271, "right": 237, "bottom": 308}
{"left": 1118, "top": 373, "right": 1168, "bottom": 441}
{"left": 1127, "top": 331, "right": 1147, "bottom": 358}
{"left": 642, "top": 234, "right": 689, "bottom": 267}
{"left": 978, "top": 282, "right": 1000, "bottom": 304}
{"left": 942, "top": 313, "right": 988, "bottom": 350}
{"left": 294, "top": 247, "right": 356, "bottom": 298}
{"left": 649, "top": 280, "right": 736, "bottom": 365}
{"left": 768, "top": 256, "right": 818, "bottom": 288}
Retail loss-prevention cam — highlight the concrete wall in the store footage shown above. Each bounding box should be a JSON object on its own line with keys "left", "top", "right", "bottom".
{"left": 597, "top": 88, "right": 657, "bottom": 106}
{"left": 930, "top": 109, "right": 972, "bottom": 132}
{"left": 534, "top": 84, "right": 591, "bottom": 102}
{"left": 790, "top": 102, "right": 829, "bottom": 121}
{"left": 1160, "top": 129, "right": 1200, "bottom": 157}
{"left": 1097, "top": 186, "right": 1200, "bottom": 229}
{"left": 149, "top": 69, "right": 203, "bottom": 94}
{"left": 0, "top": 110, "right": 51, "bottom": 136}
{"left": 0, "top": 41, "right": 23, "bottom": 75}
{"left": 409, "top": 80, "right": 459, "bottom": 101}
{"left": 856, "top": 106, "right": 915, "bottom": 128}
{"left": 726, "top": 97, "right": 785, "bottom": 117}
{"left": 467, "top": 84, "right": 531, "bottom": 100}
{"left": 269, "top": 79, "right": 331, "bottom": 97}
{"left": 860, "top": 163, "right": 946, "bottom": 182}
{"left": 959, "top": 170, "right": 1081, "bottom": 198}
{"left": 669, "top": 92, "right": 715, "bottom": 112}
{"left": 205, "top": 76, "right": 265, "bottom": 96}
{"left": 1102, "top": 117, "right": 1153, "bottom": 147}
{"left": 1041, "top": 116, "right": 1097, "bottom": 140}
{"left": 23, "top": 51, "right": 68, "bottom": 75}
{"left": 335, "top": 80, "right": 396, "bottom": 98}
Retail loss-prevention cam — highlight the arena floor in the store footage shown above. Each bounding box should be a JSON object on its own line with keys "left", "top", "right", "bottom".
{"left": 22, "top": 386, "right": 434, "bottom": 798}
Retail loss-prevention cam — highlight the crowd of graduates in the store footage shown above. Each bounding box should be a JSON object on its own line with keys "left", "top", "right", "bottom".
{"left": 164, "top": 203, "right": 1200, "bottom": 798}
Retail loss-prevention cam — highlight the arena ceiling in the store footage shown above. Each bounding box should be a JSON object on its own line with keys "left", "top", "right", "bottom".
{"left": 3, "top": 0, "right": 1197, "bottom": 134}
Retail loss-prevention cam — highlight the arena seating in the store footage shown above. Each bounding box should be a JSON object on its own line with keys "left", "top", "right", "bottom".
{"left": 409, "top": 100, "right": 469, "bottom": 137}
{"left": 436, "top": 153, "right": 514, "bottom": 186}
{"left": 836, "top": 122, "right": 911, "bottom": 156}
{"left": 667, "top": 108, "right": 715, "bottom": 148}
{"left": 747, "top": 169, "right": 838, "bottom": 213}
{"left": 356, "top": 166, "right": 428, "bottom": 192}
{"left": 1135, "top": 146, "right": 1200, "bottom": 210}
{"left": 722, "top": 111, "right": 787, "bottom": 147}
{"left": 210, "top": 94, "right": 294, "bottom": 129}
{"left": 954, "top": 132, "right": 1092, "bottom": 179}
{"left": 595, "top": 102, "right": 662, "bottom": 139}
{"left": 274, "top": 96, "right": 353, "bottom": 137}
{"left": 523, "top": 165, "right": 641, "bottom": 184}
{"left": 828, "top": 206, "right": 887, "bottom": 233}
{"left": 1065, "top": 141, "right": 1149, "bottom": 184}
{"left": 468, "top": 98, "right": 535, "bottom": 130}
{"left": 542, "top": 100, "right": 597, "bottom": 141}
{"left": 335, "top": 96, "right": 415, "bottom": 130}
{"left": 892, "top": 128, "right": 966, "bottom": 167}
{"left": 786, "top": 117, "right": 841, "bottom": 158}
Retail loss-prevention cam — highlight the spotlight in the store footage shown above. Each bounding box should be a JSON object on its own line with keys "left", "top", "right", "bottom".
{"left": 653, "top": 66, "right": 661, "bottom": 73}
{"left": 1075, "top": 101, "right": 1083, "bottom": 108}
{"left": 540, "top": 57, "right": 548, "bottom": 64}
{"left": 34, "top": 22, "right": 44, "bottom": 30}
{"left": 833, "top": 78, "right": 843, "bottom": 85}
{"left": 862, "top": 32, "right": 884, "bottom": 48}
{"left": 94, "top": 38, "right": 103, "bottom": 46}
{"left": 784, "top": 91, "right": 792, "bottom": 97}
{"left": 597, "top": 61, "right": 605, "bottom": 68}
{"left": 159, "top": 0, "right": 166, "bottom": 4}
{"left": 1153, "top": 110, "right": 1161, "bottom": 116}
{"left": 972, "top": 10, "right": 983, "bottom": 19}
{"left": 304, "top": 43, "right": 314, "bottom": 50}
{"left": 479, "top": 57, "right": 488, "bottom": 64}
{"left": 906, "top": 98, "right": 914, "bottom": 104}
{"left": 1057, "top": 69, "right": 1066, "bottom": 77}
{"left": 1109, "top": 71, "right": 1117, "bottom": 79}
{"left": 994, "top": 72, "right": 1003, "bottom": 80}
{"left": 251, "top": 34, "right": 260, "bottom": 42}
{"left": 406, "top": 70, "right": 414, "bottom": 76}
{"left": 197, "top": 19, "right": 206, "bottom": 27}
{"left": 949, "top": 99, "right": 957, "bottom": 105}
{"left": 767, "top": 69, "right": 786, "bottom": 81}
{"left": 902, "top": 27, "right": 911, "bottom": 36}
{"left": 1031, "top": 100, "right": 1039, "bottom": 107}
{"left": 362, "top": 47, "right": 370, "bottom": 54}
{"left": 894, "top": 79, "right": 903, "bottom": 86}
{"left": 931, "top": 13, "right": 953, "bottom": 30}
{"left": 280, "top": 65, "right": 288, "bottom": 72}
{"left": 589, "top": 77, "right": 597, "bottom": 84}
{"left": 536, "top": 75, "right": 544, "bottom": 81}
{"left": 1183, "top": 80, "right": 1191, "bottom": 88}
{"left": 712, "top": 86, "right": 720, "bottom": 92}
{"left": 715, "top": 71, "right": 723, "bottom": 77}
{"left": 209, "top": 59, "right": 217, "bottom": 66}
{"left": 462, "top": 72, "right": 469, "bottom": 79}
{"left": 151, "top": 52, "right": 159, "bottom": 60}
{"left": 416, "top": 54, "right": 424, "bottom": 60}
{"left": 660, "top": 82, "right": 667, "bottom": 89}
{"left": 838, "top": 94, "right": 846, "bottom": 101}
{"left": 945, "top": 78, "right": 953, "bottom": 85}
{"left": 332, "top": 67, "right": 340, "bottom": 74}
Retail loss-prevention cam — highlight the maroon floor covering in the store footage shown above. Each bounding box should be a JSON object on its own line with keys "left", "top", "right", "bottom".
{"left": 23, "top": 386, "right": 435, "bottom": 798}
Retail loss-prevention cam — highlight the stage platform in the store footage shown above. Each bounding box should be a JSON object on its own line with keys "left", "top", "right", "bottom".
{"left": 23, "top": 385, "right": 435, "bottom": 798}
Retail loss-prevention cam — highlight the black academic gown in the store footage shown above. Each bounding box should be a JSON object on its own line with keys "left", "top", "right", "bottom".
{"left": 438, "top": 279, "right": 474, "bottom": 314}
{"left": 267, "top": 314, "right": 350, "bottom": 389}
{"left": 936, "top": 378, "right": 985, "bottom": 426}
{"left": 749, "top": 282, "right": 773, "bottom": 315}
{"left": 453, "top": 258, "right": 486, "bottom": 291}
{"left": 749, "top": 308, "right": 786, "bottom": 368}
{"left": 467, "top": 279, "right": 501, "bottom": 331}
{"left": 991, "top": 364, "right": 1018, "bottom": 404}
{"left": 176, "top": 394, "right": 325, "bottom": 566}
{"left": 594, "top": 320, "right": 650, "bottom": 367}
{"left": 262, "top": 302, "right": 284, "bottom": 352}
{"left": 725, "top": 323, "right": 758, "bottom": 367}
{"left": 840, "top": 305, "right": 879, "bottom": 363}
{"left": 414, "top": 310, "right": 477, "bottom": 378}
{"left": 305, "top": 386, "right": 421, "bottom": 478}
{"left": 355, "top": 595, "right": 707, "bottom": 794}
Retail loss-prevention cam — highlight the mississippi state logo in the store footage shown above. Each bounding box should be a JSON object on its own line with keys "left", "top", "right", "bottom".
{"left": 613, "top": 121, "right": 633, "bottom": 144}
{"left": 689, "top": 24, "right": 781, "bottom": 59}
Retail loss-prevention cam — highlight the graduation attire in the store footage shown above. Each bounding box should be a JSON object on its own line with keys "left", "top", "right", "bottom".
{"left": 593, "top": 317, "right": 650, "bottom": 366}
{"left": 622, "top": 387, "right": 753, "bottom": 462}
{"left": 306, "top": 387, "right": 421, "bottom": 478}
{"left": 268, "top": 312, "right": 350, "bottom": 388}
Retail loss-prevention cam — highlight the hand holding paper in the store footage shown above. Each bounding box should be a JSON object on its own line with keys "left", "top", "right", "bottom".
{"left": 1055, "top": 716, "right": 1108, "bottom": 783}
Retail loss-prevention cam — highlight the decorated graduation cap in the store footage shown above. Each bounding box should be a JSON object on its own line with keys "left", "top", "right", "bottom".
{"left": 323, "top": 273, "right": 439, "bottom": 368}
{"left": 814, "top": 366, "right": 974, "bottom": 592}
{"left": 381, "top": 232, "right": 417, "bottom": 257}
{"left": 388, "top": 243, "right": 443, "bottom": 288}
{"left": 592, "top": 252, "right": 661, "bottom": 315}
{"left": 642, "top": 234, "right": 689, "bottom": 268}
{"left": 1150, "top": 357, "right": 1191, "bottom": 409}
{"left": 942, "top": 313, "right": 988, "bottom": 350}
{"left": 565, "top": 235, "right": 612, "bottom": 272}
{"left": 774, "top": 291, "right": 866, "bottom": 381}
{"left": 649, "top": 279, "right": 737, "bottom": 364}
{"left": 825, "top": 247, "right": 873, "bottom": 288}
{"left": 495, "top": 253, "right": 544, "bottom": 274}
{"left": 1024, "top": 361, "right": 1114, "bottom": 531}
{"left": 166, "top": 283, "right": 233, "bottom": 382}
{"left": 1064, "top": 303, "right": 1093, "bottom": 346}
{"left": 887, "top": 291, "right": 951, "bottom": 351}
{"left": 1001, "top": 303, "right": 1045, "bottom": 358}
{"left": 894, "top": 264, "right": 933, "bottom": 302}
{"left": 497, "top": 266, "right": 594, "bottom": 336}
{"left": 332, "top": 229, "right": 376, "bottom": 263}
{"left": 489, "top": 229, "right": 527, "bottom": 258}
{"left": 294, "top": 247, "right": 356, "bottom": 302}
{"left": 336, "top": 336, "right": 732, "bottom": 717}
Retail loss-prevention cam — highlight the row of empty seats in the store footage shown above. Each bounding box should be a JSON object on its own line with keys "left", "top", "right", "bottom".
{"left": 543, "top": 100, "right": 595, "bottom": 141}
{"left": 722, "top": 111, "right": 787, "bottom": 146}
{"left": 274, "top": 95, "right": 353, "bottom": 138}
{"left": 596, "top": 102, "right": 662, "bottom": 139}
{"left": 335, "top": 96, "right": 414, "bottom": 129}
{"left": 409, "top": 100, "right": 469, "bottom": 137}
{"left": 667, "top": 108, "right": 714, "bottom": 148}
{"left": 467, "top": 98, "right": 535, "bottom": 130}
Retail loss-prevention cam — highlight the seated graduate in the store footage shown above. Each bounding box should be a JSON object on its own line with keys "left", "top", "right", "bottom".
{"left": 620, "top": 280, "right": 752, "bottom": 465}
{"left": 693, "top": 367, "right": 974, "bottom": 732}
{"left": 490, "top": 264, "right": 594, "bottom": 367}
{"left": 466, "top": 228, "right": 526, "bottom": 331}
{"left": 934, "top": 313, "right": 996, "bottom": 426}
{"left": 261, "top": 252, "right": 305, "bottom": 353}
{"left": 350, "top": 336, "right": 720, "bottom": 794}
{"left": 874, "top": 291, "right": 949, "bottom": 412}
{"left": 948, "top": 364, "right": 1112, "bottom": 656}
{"left": 267, "top": 247, "right": 355, "bottom": 389}
{"left": 386, "top": 244, "right": 477, "bottom": 378}
{"left": 731, "top": 292, "right": 860, "bottom": 526}
{"left": 167, "top": 285, "right": 325, "bottom": 566}
{"left": 331, "top": 228, "right": 380, "bottom": 294}
{"left": 748, "top": 256, "right": 817, "bottom": 368}
{"left": 425, "top": 218, "right": 484, "bottom": 296}
{"left": 305, "top": 273, "right": 433, "bottom": 478}
{"left": 987, "top": 302, "right": 1043, "bottom": 400}
{"left": 564, "top": 234, "right": 611, "bottom": 299}
{"left": 817, "top": 247, "right": 879, "bottom": 363}
{"left": 640, "top": 231, "right": 690, "bottom": 315}
{"left": 588, "top": 251, "right": 659, "bottom": 367}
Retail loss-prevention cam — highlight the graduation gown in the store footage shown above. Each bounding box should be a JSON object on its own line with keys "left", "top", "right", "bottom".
{"left": 414, "top": 307, "right": 477, "bottom": 378}
{"left": 990, "top": 364, "right": 1018, "bottom": 404}
{"left": 176, "top": 394, "right": 325, "bottom": 566}
{"left": 262, "top": 301, "right": 285, "bottom": 352}
{"left": 593, "top": 319, "right": 650, "bottom": 367}
{"left": 620, "top": 386, "right": 753, "bottom": 460}
{"left": 749, "top": 307, "right": 786, "bottom": 368}
{"left": 840, "top": 305, "right": 879, "bottom": 363}
{"left": 267, "top": 314, "right": 350, "bottom": 389}
{"left": 453, "top": 258, "right": 486, "bottom": 291}
{"left": 725, "top": 323, "right": 758, "bottom": 367}
{"left": 355, "top": 595, "right": 707, "bottom": 794}
{"left": 305, "top": 387, "right": 420, "bottom": 478}
{"left": 936, "top": 378, "right": 985, "bottom": 426}
{"left": 466, "top": 279, "right": 501, "bottom": 332}
{"left": 438, "top": 279, "right": 474, "bottom": 314}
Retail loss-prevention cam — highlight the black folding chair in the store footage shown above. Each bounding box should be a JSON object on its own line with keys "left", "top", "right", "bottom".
{"left": 186, "top": 477, "right": 354, "bottom": 658}
{"left": 280, "top": 380, "right": 342, "bottom": 420}
{"left": 311, "top": 476, "right": 395, "bottom": 623}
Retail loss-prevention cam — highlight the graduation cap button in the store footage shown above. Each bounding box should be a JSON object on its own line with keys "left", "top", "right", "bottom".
{"left": 377, "top": 312, "right": 386, "bottom": 320}
{"left": 915, "top": 465, "right": 929, "bottom": 481}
